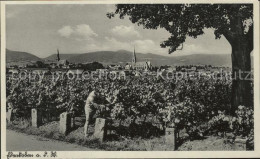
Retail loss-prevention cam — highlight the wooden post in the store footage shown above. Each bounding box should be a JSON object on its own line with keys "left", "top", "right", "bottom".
{"left": 31, "top": 108, "right": 42, "bottom": 128}
{"left": 93, "top": 118, "right": 107, "bottom": 142}
{"left": 59, "top": 112, "right": 71, "bottom": 135}
{"left": 165, "top": 127, "right": 176, "bottom": 150}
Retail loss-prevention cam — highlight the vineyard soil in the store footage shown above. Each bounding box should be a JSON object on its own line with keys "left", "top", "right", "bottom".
{"left": 6, "top": 130, "right": 94, "bottom": 151}
{"left": 7, "top": 120, "right": 244, "bottom": 151}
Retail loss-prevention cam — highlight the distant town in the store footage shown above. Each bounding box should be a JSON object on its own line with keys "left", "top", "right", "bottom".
{"left": 6, "top": 48, "right": 233, "bottom": 79}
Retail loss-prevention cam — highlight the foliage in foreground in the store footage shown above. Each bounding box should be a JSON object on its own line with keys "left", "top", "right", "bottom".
{"left": 6, "top": 75, "right": 253, "bottom": 149}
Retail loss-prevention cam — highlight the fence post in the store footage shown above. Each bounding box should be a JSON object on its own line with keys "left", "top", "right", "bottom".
{"left": 59, "top": 112, "right": 71, "bottom": 135}
{"left": 233, "top": 137, "right": 247, "bottom": 150}
{"left": 93, "top": 118, "right": 107, "bottom": 142}
{"left": 165, "top": 127, "right": 176, "bottom": 150}
{"left": 31, "top": 108, "right": 42, "bottom": 128}
{"left": 71, "top": 116, "right": 75, "bottom": 128}
{"left": 6, "top": 108, "right": 14, "bottom": 123}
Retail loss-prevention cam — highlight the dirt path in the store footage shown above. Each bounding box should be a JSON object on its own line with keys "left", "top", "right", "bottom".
{"left": 6, "top": 130, "right": 95, "bottom": 151}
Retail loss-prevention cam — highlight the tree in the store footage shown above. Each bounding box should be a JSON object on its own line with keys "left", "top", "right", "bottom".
{"left": 85, "top": 61, "right": 104, "bottom": 71}
{"left": 107, "top": 4, "right": 253, "bottom": 113}
{"left": 35, "top": 61, "right": 46, "bottom": 68}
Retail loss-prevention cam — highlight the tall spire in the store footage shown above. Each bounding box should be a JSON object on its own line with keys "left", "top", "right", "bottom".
{"left": 132, "top": 46, "right": 136, "bottom": 64}
{"left": 57, "top": 49, "right": 60, "bottom": 61}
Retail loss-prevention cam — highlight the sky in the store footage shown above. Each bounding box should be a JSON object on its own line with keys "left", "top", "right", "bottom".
{"left": 6, "top": 4, "right": 231, "bottom": 58}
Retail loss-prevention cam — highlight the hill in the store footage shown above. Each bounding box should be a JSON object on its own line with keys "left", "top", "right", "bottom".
{"left": 6, "top": 49, "right": 236, "bottom": 67}
{"left": 67, "top": 50, "right": 133, "bottom": 65}
{"left": 44, "top": 54, "right": 79, "bottom": 61}
{"left": 64, "top": 50, "right": 232, "bottom": 67}
{"left": 6, "top": 49, "right": 42, "bottom": 62}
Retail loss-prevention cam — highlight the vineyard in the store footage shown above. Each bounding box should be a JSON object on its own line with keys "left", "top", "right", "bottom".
{"left": 6, "top": 73, "right": 254, "bottom": 150}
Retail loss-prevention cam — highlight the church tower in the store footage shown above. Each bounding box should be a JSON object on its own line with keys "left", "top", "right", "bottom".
{"left": 132, "top": 46, "right": 136, "bottom": 67}
{"left": 57, "top": 49, "right": 60, "bottom": 62}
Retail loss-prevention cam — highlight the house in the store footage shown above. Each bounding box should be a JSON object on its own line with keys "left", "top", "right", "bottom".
{"left": 67, "top": 69, "right": 84, "bottom": 75}
{"left": 7, "top": 68, "right": 19, "bottom": 74}
{"left": 57, "top": 60, "right": 69, "bottom": 68}
{"left": 133, "top": 61, "right": 152, "bottom": 71}
{"left": 125, "top": 63, "right": 131, "bottom": 70}
{"left": 167, "top": 66, "right": 177, "bottom": 72}
{"left": 108, "top": 64, "right": 122, "bottom": 70}
{"left": 49, "top": 49, "right": 70, "bottom": 69}
{"left": 7, "top": 61, "right": 36, "bottom": 68}
{"left": 191, "top": 66, "right": 197, "bottom": 71}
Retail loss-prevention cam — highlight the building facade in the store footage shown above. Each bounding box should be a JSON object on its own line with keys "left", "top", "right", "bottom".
{"left": 131, "top": 48, "right": 151, "bottom": 71}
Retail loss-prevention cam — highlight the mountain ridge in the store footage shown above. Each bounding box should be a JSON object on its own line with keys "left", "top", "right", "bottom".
{"left": 6, "top": 49, "right": 42, "bottom": 62}
{"left": 7, "top": 49, "right": 233, "bottom": 67}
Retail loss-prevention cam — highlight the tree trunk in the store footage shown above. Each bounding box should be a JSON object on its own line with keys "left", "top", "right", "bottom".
{"left": 230, "top": 38, "right": 253, "bottom": 113}
{"left": 224, "top": 11, "right": 253, "bottom": 114}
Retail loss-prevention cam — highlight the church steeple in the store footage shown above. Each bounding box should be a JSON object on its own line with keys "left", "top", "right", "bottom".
{"left": 132, "top": 46, "right": 136, "bottom": 64}
{"left": 57, "top": 49, "right": 60, "bottom": 61}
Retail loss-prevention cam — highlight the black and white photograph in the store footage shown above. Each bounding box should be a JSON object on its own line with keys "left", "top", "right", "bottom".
{"left": 1, "top": 0, "right": 260, "bottom": 157}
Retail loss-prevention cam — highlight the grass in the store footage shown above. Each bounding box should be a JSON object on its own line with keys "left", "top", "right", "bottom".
{"left": 6, "top": 118, "right": 245, "bottom": 151}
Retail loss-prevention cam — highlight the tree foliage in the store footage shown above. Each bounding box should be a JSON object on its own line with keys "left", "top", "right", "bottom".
{"left": 107, "top": 4, "right": 254, "bottom": 110}
{"left": 107, "top": 4, "right": 253, "bottom": 53}
{"left": 85, "top": 61, "right": 104, "bottom": 71}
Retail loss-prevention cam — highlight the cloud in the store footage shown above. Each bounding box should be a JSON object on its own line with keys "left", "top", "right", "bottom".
{"left": 58, "top": 24, "right": 98, "bottom": 41}
{"left": 111, "top": 25, "right": 141, "bottom": 38}
{"left": 183, "top": 44, "right": 208, "bottom": 53}
{"left": 58, "top": 26, "right": 74, "bottom": 38}
{"left": 75, "top": 24, "right": 98, "bottom": 39}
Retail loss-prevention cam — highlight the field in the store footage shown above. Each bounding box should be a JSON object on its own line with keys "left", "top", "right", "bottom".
{"left": 6, "top": 72, "right": 254, "bottom": 150}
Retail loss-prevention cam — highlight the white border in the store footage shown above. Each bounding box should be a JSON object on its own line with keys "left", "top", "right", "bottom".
{"left": 1, "top": 0, "right": 260, "bottom": 158}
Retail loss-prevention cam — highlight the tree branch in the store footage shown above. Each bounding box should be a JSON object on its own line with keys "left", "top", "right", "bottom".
{"left": 223, "top": 32, "right": 234, "bottom": 45}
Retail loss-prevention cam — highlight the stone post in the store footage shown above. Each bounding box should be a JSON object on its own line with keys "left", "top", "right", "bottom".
{"left": 71, "top": 117, "right": 75, "bottom": 128}
{"left": 93, "top": 118, "right": 107, "bottom": 142}
{"left": 165, "top": 127, "right": 176, "bottom": 150}
{"left": 31, "top": 108, "right": 42, "bottom": 128}
{"left": 60, "top": 112, "right": 71, "bottom": 135}
{"left": 233, "top": 138, "right": 247, "bottom": 150}
{"left": 6, "top": 108, "right": 14, "bottom": 123}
